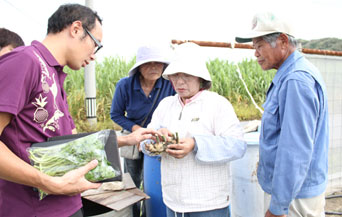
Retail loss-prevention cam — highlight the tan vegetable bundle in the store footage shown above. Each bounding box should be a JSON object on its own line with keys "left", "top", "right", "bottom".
{"left": 145, "top": 132, "right": 179, "bottom": 155}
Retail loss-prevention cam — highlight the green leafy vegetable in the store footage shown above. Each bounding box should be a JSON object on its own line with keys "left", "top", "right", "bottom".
{"left": 28, "top": 131, "right": 116, "bottom": 200}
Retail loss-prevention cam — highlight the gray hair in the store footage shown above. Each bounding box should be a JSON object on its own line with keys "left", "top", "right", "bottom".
{"left": 262, "top": 33, "right": 298, "bottom": 48}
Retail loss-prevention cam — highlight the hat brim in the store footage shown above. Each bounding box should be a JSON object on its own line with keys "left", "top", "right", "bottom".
{"left": 162, "top": 62, "right": 212, "bottom": 82}
{"left": 235, "top": 30, "right": 278, "bottom": 43}
{"left": 128, "top": 59, "right": 170, "bottom": 76}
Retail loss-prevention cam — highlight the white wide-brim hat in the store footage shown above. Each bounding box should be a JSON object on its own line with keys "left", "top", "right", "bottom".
{"left": 235, "top": 12, "right": 295, "bottom": 43}
{"left": 163, "top": 42, "right": 212, "bottom": 83}
{"left": 128, "top": 45, "right": 170, "bottom": 76}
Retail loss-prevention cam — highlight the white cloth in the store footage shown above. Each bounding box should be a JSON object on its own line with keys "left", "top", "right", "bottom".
{"left": 146, "top": 90, "right": 246, "bottom": 212}
{"left": 264, "top": 192, "right": 326, "bottom": 217}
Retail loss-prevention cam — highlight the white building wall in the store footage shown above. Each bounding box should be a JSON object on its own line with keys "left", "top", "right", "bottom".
{"left": 306, "top": 54, "right": 342, "bottom": 194}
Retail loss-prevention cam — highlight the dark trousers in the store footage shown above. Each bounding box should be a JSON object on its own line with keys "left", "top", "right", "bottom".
{"left": 124, "top": 155, "right": 146, "bottom": 217}
{"left": 70, "top": 208, "right": 83, "bottom": 217}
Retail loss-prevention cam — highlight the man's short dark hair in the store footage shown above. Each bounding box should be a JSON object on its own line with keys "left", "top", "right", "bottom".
{"left": 47, "top": 3, "right": 102, "bottom": 34}
{"left": 0, "top": 28, "right": 24, "bottom": 48}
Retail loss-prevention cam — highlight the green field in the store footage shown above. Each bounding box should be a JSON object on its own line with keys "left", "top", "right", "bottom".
{"left": 64, "top": 57, "right": 276, "bottom": 132}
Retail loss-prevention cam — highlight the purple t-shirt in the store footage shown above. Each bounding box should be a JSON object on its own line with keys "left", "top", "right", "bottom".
{"left": 0, "top": 41, "right": 80, "bottom": 217}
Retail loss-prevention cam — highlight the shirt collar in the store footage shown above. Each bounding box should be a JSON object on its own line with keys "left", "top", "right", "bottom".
{"left": 272, "top": 50, "right": 303, "bottom": 85}
{"left": 179, "top": 90, "right": 204, "bottom": 107}
{"left": 31, "top": 40, "right": 63, "bottom": 70}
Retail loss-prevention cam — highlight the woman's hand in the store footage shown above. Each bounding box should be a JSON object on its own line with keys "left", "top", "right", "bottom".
{"left": 166, "top": 137, "right": 195, "bottom": 159}
{"left": 157, "top": 128, "right": 174, "bottom": 138}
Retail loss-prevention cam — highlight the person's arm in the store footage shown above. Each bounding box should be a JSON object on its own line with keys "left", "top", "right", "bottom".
{"left": 193, "top": 135, "right": 246, "bottom": 163}
{"left": 268, "top": 79, "right": 319, "bottom": 215}
{"left": 0, "top": 112, "right": 101, "bottom": 195}
{"left": 131, "top": 124, "right": 142, "bottom": 132}
{"left": 153, "top": 95, "right": 246, "bottom": 161}
{"left": 165, "top": 129, "right": 246, "bottom": 161}
{"left": 192, "top": 96, "right": 246, "bottom": 163}
{"left": 265, "top": 210, "right": 286, "bottom": 217}
{"left": 117, "top": 127, "right": 159, "bottom": 147}
{"left": 110, "top": 79, "right": 138, "bottom": 131}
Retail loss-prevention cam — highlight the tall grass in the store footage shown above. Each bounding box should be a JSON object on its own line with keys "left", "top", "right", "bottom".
{"left": 64, "top": 57, "right": 275, "bottom": 132}
{"left": 208, "top": 58, "right": 275, "bottom": 104}
{"left": 208, "top": 58, "right": 275, "bottom": 120}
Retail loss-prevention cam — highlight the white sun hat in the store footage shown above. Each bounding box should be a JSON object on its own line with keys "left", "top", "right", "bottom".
{"left": 235, "top": 12, "right": 295, "bottom": 43}
{"left": 128, "top": 44, "right": 170, "bottom": 76}
{"left": 163, "top": 42, "right": 212, "bottom": 83}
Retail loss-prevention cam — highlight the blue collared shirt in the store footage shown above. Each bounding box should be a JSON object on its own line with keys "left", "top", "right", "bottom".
{"left": 257, "top": 50, "right": 329, "bottom": 215}
{"left": 110, "top": 72, "right": 176, "bottom": 131}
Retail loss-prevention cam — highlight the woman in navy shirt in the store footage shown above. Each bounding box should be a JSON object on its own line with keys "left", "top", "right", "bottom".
{"left": 110, "top": 44, "right": 175, "bottom": 217}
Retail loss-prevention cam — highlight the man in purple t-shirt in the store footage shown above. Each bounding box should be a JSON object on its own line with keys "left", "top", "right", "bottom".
{"left": 0, "top": 4, "right": 158, "bottom": 217}
{"left": 0, "top": 4, "right": 104, "bottom": 217}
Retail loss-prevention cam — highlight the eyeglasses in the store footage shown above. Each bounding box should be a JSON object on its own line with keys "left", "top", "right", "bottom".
{"left": 84, "top": 28, "right": 103, "bottom": 54}
{"left": 168, "top": 73, "right": 194, "bottom": 82}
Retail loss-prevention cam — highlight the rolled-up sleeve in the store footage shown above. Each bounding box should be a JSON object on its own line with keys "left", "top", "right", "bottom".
{"left": 194, "top": 135, "right": 246, "bottom": 163}
{"left": 194, "top": 96, "right": 246, "bottom": 163}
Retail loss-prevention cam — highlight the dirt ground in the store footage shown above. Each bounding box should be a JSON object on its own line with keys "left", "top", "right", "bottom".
{"left": 325, "top": 191, "right": 342, "bottom": 217}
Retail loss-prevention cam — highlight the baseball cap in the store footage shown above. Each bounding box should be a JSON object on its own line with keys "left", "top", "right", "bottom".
{"left": 235, "top": 12, "right": 295, "bottom": 43}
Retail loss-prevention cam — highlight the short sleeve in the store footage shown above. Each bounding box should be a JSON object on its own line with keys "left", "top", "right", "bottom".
{"left": 0, "top": 52, "right": 40, "bottom": 115}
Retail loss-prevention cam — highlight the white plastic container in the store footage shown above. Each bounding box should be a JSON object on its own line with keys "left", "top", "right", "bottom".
{"left": 230, "top": 131, "right": 264, "bottom": 217}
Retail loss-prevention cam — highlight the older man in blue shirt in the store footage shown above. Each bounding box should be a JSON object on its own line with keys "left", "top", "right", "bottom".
{"left": 236, "top": 12, "right": 329, "bottom": 217}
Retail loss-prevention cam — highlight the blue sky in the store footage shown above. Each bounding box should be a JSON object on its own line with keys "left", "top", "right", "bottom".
{"left": 1, "top": 0, "right": 341, "bottom": 62}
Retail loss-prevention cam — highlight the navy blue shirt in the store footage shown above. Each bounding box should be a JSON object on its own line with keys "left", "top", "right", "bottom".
{"left": 110, "top": 72, "right": 176, "bottom": 131}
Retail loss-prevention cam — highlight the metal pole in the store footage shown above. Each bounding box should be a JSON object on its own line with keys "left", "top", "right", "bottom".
{"left": 172, "top": 39, "right": 342, "bottom": 56}
{"left": 85, "top": 0, "right": 97, "bottom": 126}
